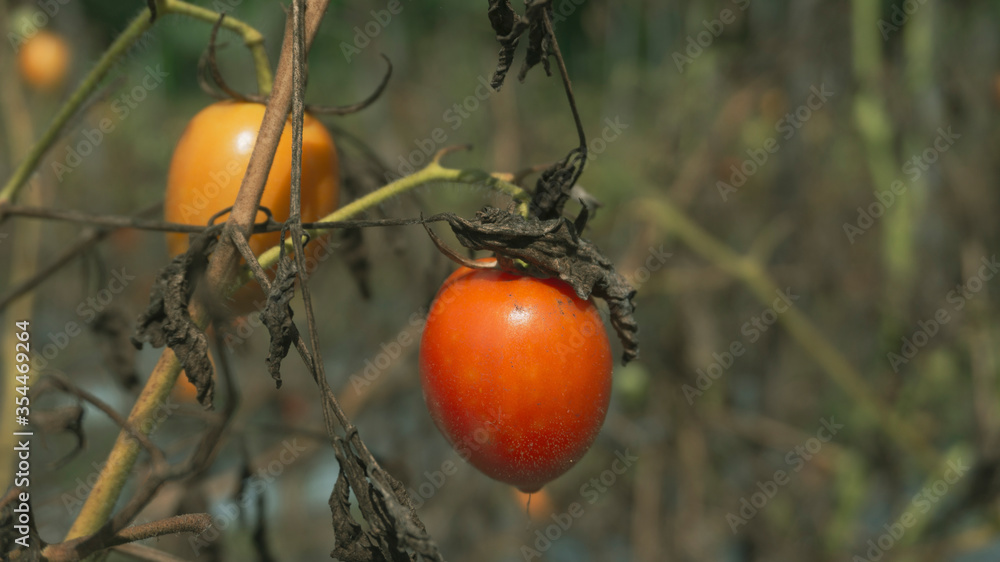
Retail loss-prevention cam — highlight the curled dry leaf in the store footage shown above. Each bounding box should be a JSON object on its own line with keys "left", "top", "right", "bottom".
{"left": 426, "top": 207, "right": 639, "bottom": 364}
{"left": 262, "top": 254, "right": 299, "bottom": 389}
{"left": 329, "top": 438, "right": 442, "bottom": 562}
{"left": 131, "top": 231, "right": 216, "bottom": 407}
{"left": 488, "top": 0, "right": 556, "bottom": 90}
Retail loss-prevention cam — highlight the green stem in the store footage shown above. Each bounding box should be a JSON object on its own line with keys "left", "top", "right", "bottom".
{"left": 161, "top": 0, "right": 272, "bottom": 95}
{"left": 232, "top": 161, "right": 530, "bottom": 290}
{"left": 0, "top": 1, "right": 272, "bottom": 207}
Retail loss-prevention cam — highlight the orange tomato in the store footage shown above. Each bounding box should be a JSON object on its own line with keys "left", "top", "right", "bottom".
{"left": 164, "top": 101, "right": 340, "bottom": 312}
{"left": 17, "top": 30, "right": 70, "bottom": 92}
{"left": 419, "top": 261, "right": 613, "bottom": 492}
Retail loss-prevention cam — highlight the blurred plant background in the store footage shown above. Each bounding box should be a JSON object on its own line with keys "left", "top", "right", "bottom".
{"left": 1, "top": 0, "right": 1000, "bottom": 560}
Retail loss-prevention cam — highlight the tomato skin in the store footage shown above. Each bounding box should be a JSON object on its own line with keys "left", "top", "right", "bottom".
{"left": 17, "top": 30, "right": 70, "bottom": 92}
{"left": 419, "top": 262, "right": 612, "bottom": 492}
{"left": 164, "top": 101, "right": 339, "bottom": 312}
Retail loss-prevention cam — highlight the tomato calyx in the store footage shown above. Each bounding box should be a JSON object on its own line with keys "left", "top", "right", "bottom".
{"left": 423, "top": 206, "right": 640, "bottom": 364}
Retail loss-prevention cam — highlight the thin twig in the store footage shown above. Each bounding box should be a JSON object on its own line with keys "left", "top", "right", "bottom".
{"left": 0, "top": 203, "right": 161, "bottom": 314}
{"left": 306, "top": 54, "right": 393, "bottom": 115}
{"left": 111, "top": 543, "right": 196, "bottom": 562}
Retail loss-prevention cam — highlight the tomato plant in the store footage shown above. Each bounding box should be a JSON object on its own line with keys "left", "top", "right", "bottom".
{"left": 163, "top": 100, "right": 340, "bottom": 311}
{"left": 419, "top": 260, "right": 613, "bottom": 492}
{"left": 17, "top": 30, "right": 71, "bottom": 92}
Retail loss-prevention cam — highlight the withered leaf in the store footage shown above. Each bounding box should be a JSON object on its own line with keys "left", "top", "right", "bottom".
{"left": 428, "top": 207, "right": 639, "bottom": 364}
{"left": 131, "top": 231, "right": 216, "bottom": 407}
{"left": 488, "top": 0, "right": 556, "bottom": 89}
{"left": 487, "top": 0, "right": 523, "bottom": 90}
{"left": 262, "top": 255, "right": 298, "bottom": 389}
{"left": 517, "top": 2, "right": 554, "bottom": 82}
{"left": 329, "top": 438, "right": 440, "bottom": 561}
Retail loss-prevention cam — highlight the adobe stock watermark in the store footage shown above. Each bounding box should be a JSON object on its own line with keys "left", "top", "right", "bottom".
{"left": 672, "top": 0, "right": 750, "bottom": 73}
{"left": 409, "top": 417, "right": 504, "bottom": 509}
{"left": 348, "top": 276, "right": 472, "bottom": 393}
{"left": 621, "top": 245, "right": 672, "bottom": 291}
{"left": 843, "top": 126, "right": 960, "bottom": 243}
{"left": 718, "top": 84, "right": 833, "bottom": 201}
{"left": 521, "top": 449, "right": 638, "bottom": 560}
{"left": 383, "top": 75, "right": 498, "bottom": 183}
{"left": 682, "top": 288, "right": 799, "bottom": 404}
{"left": 32, "top": 268, "right": 137, "bottom": 371}
{"left": 887, "top": 255, "right": 999, "bottom": 372}
{"left": 578, "top": 117, "right": 629, "bottom": 168}
{"left": 348, "top": 317, "right": 422, "bottom": 394}
{"left": 853, "top": 458, "right": 969, "bottom": 561}
{"left": 61, "top": 397, "right": 181, "bottom": 513}
{"left": 340, "top": 0, "right": 410, "bottom": 62}
{"left": 50, "top": 65, "right": 169, "bottom": 182}
{"left": 7, "top": 0, "right": 74, "bottom": 53}
{"left": 189, "top": 439, "right": 309, "bottom": 555}
{"left": 878, "top": 0, "right": 928, "bottom": 40}
{"left": 727, "top": 417, "right": 843, "bottom": 534}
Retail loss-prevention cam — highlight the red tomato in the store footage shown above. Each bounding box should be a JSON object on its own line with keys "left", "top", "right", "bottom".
{"left": 419, "top": 261, "right": 612, "bottom": 492}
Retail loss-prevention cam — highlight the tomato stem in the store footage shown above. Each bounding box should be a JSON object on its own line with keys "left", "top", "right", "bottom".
{"left": 231, "top": 152, "right": 532, "bottom": 292}
{"left": 162, "top": 0, "right": 273, "bottom": 96}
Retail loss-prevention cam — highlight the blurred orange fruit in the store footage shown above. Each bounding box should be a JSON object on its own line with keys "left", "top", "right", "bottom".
{"left": 18, "top": 30, "right": 70, "bottom": 92}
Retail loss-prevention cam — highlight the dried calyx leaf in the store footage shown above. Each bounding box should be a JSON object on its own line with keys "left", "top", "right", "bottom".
{"left": 262, "top": 253, "right": 299, "bottom": 389}
{"left": 91, "top": 307, "right": 140, "bottom": 390}
{"left": 131, "top": 231, "right": 217, "bottom": 407}
{"left": 488, "top": 0, "right": 555, "bottom": 90}
{"left": 427, "top": 207, "right": 639, "bottom": 364}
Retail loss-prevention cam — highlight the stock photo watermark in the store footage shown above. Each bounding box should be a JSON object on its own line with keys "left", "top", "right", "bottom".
{"left": 520, "top": 449, "right": 637, "bottom": 560}
{"left": 189, "top": 438, "right": 309, "bottom": 554}
{"left": 7, "top": 0, "right": 73, "bottom": 52}
{"left": 718, "top": 84, "right": 833, "bottom": 201}
{"left": 853, "top": 458, "right": 969, "bottom": 561}
{"left": 683, "top": 288, "right": 800, "bottom": 404}
{"left": 672, "top": 0, "right": 750, "bottom": 73}
{"left": 878, "top": 0, "right": 928, "bottom": 40}
{"left": 50, "top": 65, "right": 169, "bottom": 182}
{"left": 887, "top": 254, "right": 998, "bottom": 372}
{"left": 843, "top": 126, "right": 960, "bottom": 243}
{"left": 33, "top": 268, "right": 136, "bottom": 371}
{"left": 60, "top": 396, "right": 182, "bottom": 512}
{"left": 727, "top": 417, "right": 843, "bottom": 533}
{"left": 340, "top": 0, "right": 410, "bottom": 62}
